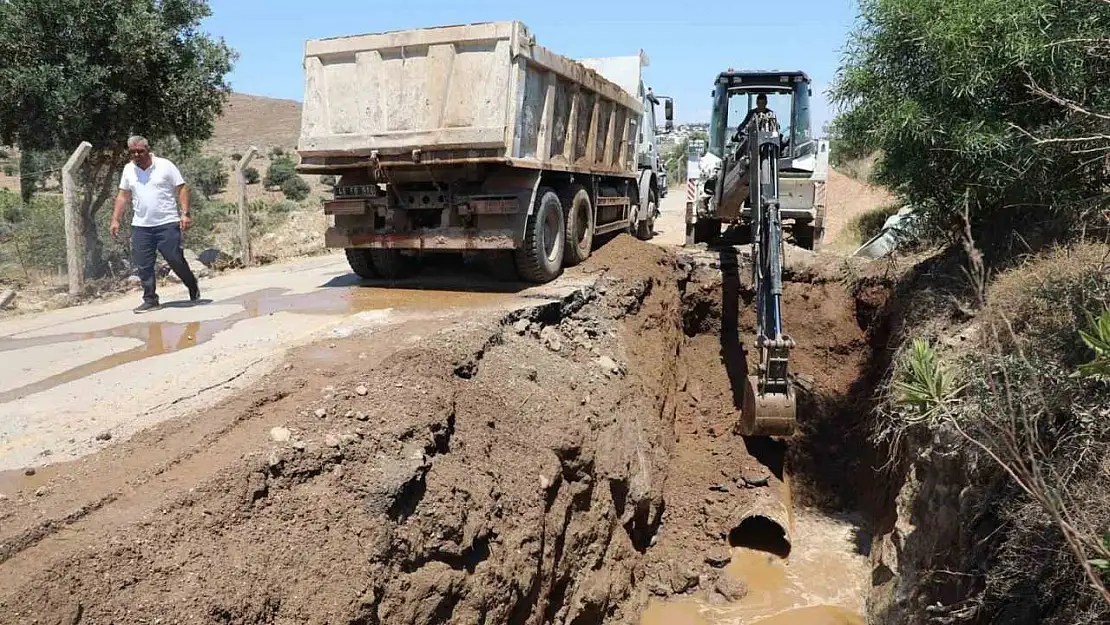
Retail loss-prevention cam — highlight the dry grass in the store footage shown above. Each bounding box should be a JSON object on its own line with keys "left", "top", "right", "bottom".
{"left": 877, "top": 241, "right": 1110, "bottom": 624}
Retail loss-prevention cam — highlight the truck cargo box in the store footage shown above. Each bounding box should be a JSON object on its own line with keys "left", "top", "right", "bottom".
{"left": 297, "top": 21, "right": 643, "bottom": 178}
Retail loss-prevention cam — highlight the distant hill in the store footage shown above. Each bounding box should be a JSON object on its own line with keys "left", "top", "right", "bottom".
{"left": 207, "top": 93, "right": 303, "bottom": 156}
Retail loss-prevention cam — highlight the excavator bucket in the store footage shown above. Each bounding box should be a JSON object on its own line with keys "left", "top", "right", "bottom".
{"left": 740, "top": 375, "right": 796, "bottom": 437}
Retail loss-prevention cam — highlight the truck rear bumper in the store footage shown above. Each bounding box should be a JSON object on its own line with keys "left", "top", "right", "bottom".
{"left": 326, "top": 227, "right": 518, "bottom": 251}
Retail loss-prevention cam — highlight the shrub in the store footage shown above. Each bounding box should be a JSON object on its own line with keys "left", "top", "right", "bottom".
{"left": 230, "top": 152, "right": 242, "bottom": 161}
{"left": 182, "top": 155, "right": 229, "bottom": 199}
{"left": 320, "top": 174, "right": 336, "bottom": 187}
{"left": 270, "top": 146, "right": 285, "bottom": 157}
{"left": 281, "top": 175, "right": 311, "bottom": 201}
{"left": 2, "top": 163, "right": 15, "bottom": 177}
{"left": 11, "top": 194, "right": 66, "bottom": 270}
{"left": 265, "top": 155, "right": 297, "bottom": 189}
{"left": 831, "top": 0, "right": 1110, "bottom": 255}
{"left": 244, "top": 166, "right": 260, "bottom": 185}
{"left": 0, "top": 188, "right": 22, "bottom": 222}
{"left": 0, "top": 147, "right": 9, "bottom": 159}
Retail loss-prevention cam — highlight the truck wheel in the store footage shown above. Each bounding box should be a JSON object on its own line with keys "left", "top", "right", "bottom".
{"left": 345, "top": 248, "right": 377, "bottom": 279}
{"left": 515, "top": 187, "right": 565, "bottom": 283}
{"left": 636, "top": 191, "right": 657, "bottom": 241}
{"left": 562, "top": 185, "right": 594, "bottom": 266}
{"left": 369, "top": 249, "right": 417, "bottom": 280}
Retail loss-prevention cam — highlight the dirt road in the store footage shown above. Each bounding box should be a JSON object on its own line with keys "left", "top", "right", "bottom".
{"left": 0, "top": 253, "right": 594, "bottom": 472}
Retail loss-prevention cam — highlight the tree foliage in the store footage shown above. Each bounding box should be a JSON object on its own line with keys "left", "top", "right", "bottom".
{"left": 0, "top": 0, "right": 236, "bottom": 275}
{"left": 831, "top": 0, "right": 1110, "bottom": 255}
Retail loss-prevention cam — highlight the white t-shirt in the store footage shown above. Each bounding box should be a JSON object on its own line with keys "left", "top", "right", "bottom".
{"left": 118, "top": 156, "right": 186, "bottom": 227}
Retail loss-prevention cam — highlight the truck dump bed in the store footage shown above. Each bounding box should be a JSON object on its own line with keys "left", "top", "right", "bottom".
{"left": 296, "top": 21, "right": 642, "bottom": 178}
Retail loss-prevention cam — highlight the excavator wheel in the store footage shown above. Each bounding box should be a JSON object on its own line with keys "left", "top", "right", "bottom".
{"left": 740, "top": 375, "right": 797, "bottom": 437}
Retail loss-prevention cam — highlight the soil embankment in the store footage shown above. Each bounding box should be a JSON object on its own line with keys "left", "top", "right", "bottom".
{"left": 0, "top": 236, "right": 891, "bottom": 624}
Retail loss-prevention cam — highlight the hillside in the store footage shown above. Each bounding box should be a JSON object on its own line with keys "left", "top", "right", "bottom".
{"left": 206, "top": 92, "right": 303, "bottom": 156}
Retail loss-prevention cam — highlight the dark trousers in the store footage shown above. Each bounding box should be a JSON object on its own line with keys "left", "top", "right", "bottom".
{"left": 132, "top": 222, "right": 198, "bottom": 304}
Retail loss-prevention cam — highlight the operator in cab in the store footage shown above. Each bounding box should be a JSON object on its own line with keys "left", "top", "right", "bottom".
{"left": 732, "top": 93, "right": 777, "bottom": 144}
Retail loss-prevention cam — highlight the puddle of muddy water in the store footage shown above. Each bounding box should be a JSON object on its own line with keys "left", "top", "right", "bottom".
{"left": 0, "top": 286, "right": 512, "bottom": 404}
{"left": 641, "top": 513, "right": 868, "bottom": 625}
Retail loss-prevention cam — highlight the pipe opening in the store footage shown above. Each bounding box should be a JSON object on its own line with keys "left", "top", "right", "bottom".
{"left": 729, "top": 515, "right": 791, "bottom": 558}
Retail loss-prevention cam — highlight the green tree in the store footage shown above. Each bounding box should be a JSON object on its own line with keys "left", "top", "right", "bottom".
{"left": 0, "top": 0, "right": 236, "bottom": 276}
{"left": 182, "top": 154, "right": 229, "bottom": 199}
{"left": 830, "top": 0, "right": 1110, "bottom": 254}
{"left": 265, "top": 155, "right": 297, "bottom": 189}
{"left": 281, "top": 174, "right": 311, "bottom": 201}
{"left": 244, "top": 166, "right": 260, "bottom": 185}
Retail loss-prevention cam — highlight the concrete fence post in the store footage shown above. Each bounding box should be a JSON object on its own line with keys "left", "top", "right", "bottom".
{"left": 236, "top": 147, "right": 259, "bottom": 267}
{"left": 62, "top": 141, "right": 93, "bottom": 295}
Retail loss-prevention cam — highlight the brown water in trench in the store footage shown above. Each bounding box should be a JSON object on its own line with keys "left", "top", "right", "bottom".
{"left": 641, "top": 470, "right": 866, "bottom": 625}
{"left": 0, "top": 286, "right": 510, "bottom": 404}
{"left": 641, "top": 538, "right": 866, "bottom": 625}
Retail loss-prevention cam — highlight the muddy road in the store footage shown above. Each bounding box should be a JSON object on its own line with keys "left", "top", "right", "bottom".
{"left": 0, "top": 188, "right": 883, "bottom": 624}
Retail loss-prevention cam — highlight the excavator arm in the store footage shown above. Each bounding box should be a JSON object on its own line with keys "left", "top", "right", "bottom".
{"left": 739, "top": 111, "right": 797, "bottom": 437}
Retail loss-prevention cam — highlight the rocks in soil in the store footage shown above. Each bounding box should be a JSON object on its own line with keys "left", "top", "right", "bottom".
{"left": 314, "top": 408, "right": 328, "bottom": 418}
{"left": 539, "top": 325, "right": 563, "bottom": 352}
{"left": 182, "top": 249, "right": 212, "bottom": 278}
{"left": 269, "top": 427, "right": 292, "bottom": 443}
{"left": 708, "top": 572, "right": 748, "bottom": 604}
{"left": 665, "top": 560, "right": 702, "bottom": 594}
{"left": 704, "top": 546, "right": 731, "bottom": 568}
{"left": 513, "top": 318, "right": 531, "bottom": 335}
{"left": 355, "top": 385, "right": 369, "bottom": 396}
{"left": 596, "top": 355, "right": 621, "bottom": 375}
{"left": 0, "top": 289, "right": 15, "bottom": 309}
{"left": 24, "top": 468, "right": 35, "bottom": 476}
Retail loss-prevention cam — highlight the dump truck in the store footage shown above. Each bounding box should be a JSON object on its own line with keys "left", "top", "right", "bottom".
{"left": 295, "top": 21, "right": 674, "bottom": 282}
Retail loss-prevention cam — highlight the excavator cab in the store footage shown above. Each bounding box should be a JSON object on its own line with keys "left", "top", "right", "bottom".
{"left": 700, "top": 70, "right": 827, "bottom": 251}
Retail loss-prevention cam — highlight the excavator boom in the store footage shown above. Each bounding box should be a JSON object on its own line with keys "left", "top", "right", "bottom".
{"left": 739, "top": 111, "right": 797, "bottom": 437}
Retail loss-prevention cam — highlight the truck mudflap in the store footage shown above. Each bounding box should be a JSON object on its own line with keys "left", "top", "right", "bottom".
{"left": 326, "top": 227, "right": 518, "bottom": 251}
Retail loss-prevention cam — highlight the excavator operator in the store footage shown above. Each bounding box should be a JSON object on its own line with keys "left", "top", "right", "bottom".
{"left": 731, "top": 93, "right": 784, "bottom": 153}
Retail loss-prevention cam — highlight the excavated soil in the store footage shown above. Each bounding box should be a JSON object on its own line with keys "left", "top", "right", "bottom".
{"left": 0, "top": 236, "right": 884, "bottom": 624}
{"left": 637, "top": 246, "right": 879, "bottom": 612}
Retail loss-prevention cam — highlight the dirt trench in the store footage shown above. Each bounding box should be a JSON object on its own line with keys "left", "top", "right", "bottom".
{"left": 0, "top": 237, "right": 886, "bottom": 624}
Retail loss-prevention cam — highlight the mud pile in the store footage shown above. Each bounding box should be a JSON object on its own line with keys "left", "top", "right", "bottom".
{"left": 0, "top": 237, "right": 684, "bottom": 624}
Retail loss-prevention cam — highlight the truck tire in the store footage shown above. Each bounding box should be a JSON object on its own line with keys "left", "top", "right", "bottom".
{"left": 369, "top": 249, "right": 417, "bottom": 280}
{"left": 562, "top": 185, "right": 594, "bottom": 266}
{"left": 345, "top": 248, "right": 377, "bottom": 279}
{"left": 515, "top": 187, "right": 565, "bottom": 283}
{"left": 636, "top": 190, "right": 657, "bottom": 241}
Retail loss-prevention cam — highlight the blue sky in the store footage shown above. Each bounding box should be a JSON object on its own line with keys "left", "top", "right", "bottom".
{"left": 202, "top": 0, "right": 861, "bottom": 132}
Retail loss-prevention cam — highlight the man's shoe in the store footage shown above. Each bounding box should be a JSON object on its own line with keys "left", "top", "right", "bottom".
{"left": 188, "top": 285, "right": 201, "bottom": 302}
{"left": 134, "top": 301, "right": 161, "bottom": 314}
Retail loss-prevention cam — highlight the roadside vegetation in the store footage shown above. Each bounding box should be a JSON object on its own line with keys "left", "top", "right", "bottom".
{"left": 833, "top": 0, "right": 1110, "bottom": 622}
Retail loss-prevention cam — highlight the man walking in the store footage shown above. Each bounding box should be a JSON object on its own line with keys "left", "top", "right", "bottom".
{"left": 110, "top": 135, "right": 201, "bottom": 313}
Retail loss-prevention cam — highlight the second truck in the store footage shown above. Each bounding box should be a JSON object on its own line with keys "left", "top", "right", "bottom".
{"left": 295, "top": 21, "right": 673, "bottom": 282}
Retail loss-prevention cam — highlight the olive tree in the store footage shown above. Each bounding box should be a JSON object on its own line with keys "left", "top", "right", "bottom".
{"left": 0, "top": 0, "right": 236, "bottom": 276}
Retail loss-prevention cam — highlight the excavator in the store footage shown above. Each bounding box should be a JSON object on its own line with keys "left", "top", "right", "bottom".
{"left": 687, "top": 70, "right": 829, "bottom": 437}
